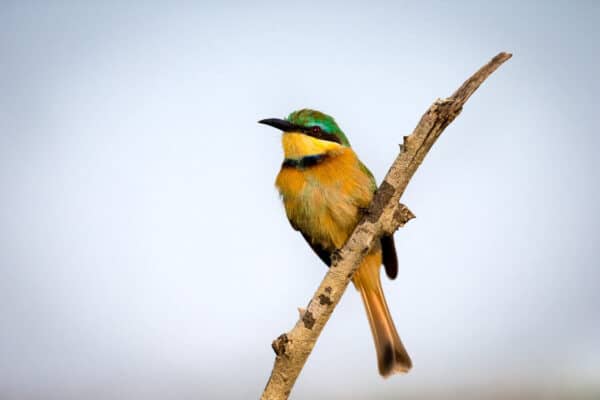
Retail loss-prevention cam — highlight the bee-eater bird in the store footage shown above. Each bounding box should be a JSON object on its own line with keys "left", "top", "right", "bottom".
{"left": 259, "top": 109, "right": 412, "bottom": 377}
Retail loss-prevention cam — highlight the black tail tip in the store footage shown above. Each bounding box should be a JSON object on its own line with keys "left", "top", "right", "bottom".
{"left": 379, "top": 344, "right": 412, "bottom": 377}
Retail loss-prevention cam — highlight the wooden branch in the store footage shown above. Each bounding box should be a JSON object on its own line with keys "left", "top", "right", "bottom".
{"left": 260, "top": 52, "right": 512, "bottom": 400}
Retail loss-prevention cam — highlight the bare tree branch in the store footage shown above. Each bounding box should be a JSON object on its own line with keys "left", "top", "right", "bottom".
{"left": 260, "top": 52, "right": 512, "bottom": 400}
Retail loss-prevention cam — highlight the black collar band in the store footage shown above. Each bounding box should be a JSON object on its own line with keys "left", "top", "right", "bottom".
{"left": 282, "top": 154, "right": 328, "bottom": 169}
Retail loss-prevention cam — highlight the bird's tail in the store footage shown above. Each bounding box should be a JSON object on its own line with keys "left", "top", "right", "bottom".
{"left": 353, "top": 251, "right": 412, "bottom": 377}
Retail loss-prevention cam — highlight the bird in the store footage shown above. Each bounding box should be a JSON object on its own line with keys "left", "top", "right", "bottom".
{"left": 259, "top": 109, "right": 412, "bottom": 377}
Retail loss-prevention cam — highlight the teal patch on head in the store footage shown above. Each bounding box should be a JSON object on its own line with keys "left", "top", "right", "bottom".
{"left": 287, "top": 109, "right": 350, "bottom": 146}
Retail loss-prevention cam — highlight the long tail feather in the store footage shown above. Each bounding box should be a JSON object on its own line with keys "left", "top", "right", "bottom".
{"left": 353, "top": 252, "right": 412, "bottom": 377}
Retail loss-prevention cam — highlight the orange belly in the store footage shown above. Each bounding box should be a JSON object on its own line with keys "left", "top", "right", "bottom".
{"left": 275, "top": 148, "right": 374, "bottom": 252}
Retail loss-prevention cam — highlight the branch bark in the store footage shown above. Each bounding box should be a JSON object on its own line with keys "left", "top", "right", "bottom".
{"left": 260, "top": 52, "right": 512, "bottom": 400}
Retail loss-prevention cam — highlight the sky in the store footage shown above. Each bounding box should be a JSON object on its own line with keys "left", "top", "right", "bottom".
{"left": 1, "top": 1, "right": 599, "bottom": 399}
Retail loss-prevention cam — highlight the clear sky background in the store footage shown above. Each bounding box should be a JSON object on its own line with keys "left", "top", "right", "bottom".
{"left": 1, "top": 1, "right": 599, "bottom": 399}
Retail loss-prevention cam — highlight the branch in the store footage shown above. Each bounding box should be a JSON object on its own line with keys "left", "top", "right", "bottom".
{"left": 260, "top": 52, "right": 512, "bottom": 400}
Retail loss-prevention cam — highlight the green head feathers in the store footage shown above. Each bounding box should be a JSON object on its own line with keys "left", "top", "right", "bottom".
{"left": 287, "top": 109, "right": 350, "bottom": 146}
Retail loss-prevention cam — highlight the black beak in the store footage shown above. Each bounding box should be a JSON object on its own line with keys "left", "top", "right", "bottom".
{"left": 258, "top": 118, "right": 299, "bottom": 132}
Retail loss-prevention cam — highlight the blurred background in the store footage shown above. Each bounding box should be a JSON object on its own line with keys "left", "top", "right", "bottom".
{"left": 1, "top": 1, "right": 599, "bottom": 399}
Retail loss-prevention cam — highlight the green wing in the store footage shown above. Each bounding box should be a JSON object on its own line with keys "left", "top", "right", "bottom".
{"left": 358, "top": 160, "right": 378, "bottom": 193}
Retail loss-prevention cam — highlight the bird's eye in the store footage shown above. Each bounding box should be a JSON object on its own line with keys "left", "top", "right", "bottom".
{"left": 311, "top": 126, "right": 321, "bottom": 134}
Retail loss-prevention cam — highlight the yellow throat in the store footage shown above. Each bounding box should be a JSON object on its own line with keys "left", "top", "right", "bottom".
{"left": 282, "top": 133, "right": 344, "bottom": 159}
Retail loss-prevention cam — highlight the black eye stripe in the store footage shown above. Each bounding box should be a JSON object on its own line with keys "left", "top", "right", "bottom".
{"left": 301, "top": 126, "right": 341, "bottom": 144}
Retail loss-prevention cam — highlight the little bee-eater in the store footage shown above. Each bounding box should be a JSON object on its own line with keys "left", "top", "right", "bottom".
{"left": 259, "top": 109, "right": 412, "bottom": 377}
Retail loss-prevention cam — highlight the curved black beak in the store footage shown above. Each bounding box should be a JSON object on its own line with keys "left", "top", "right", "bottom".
{"left": 258, "top": 118, "right": 298, "bottom": 132}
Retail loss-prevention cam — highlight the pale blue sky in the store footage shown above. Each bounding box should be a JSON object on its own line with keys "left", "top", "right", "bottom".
{"left": 1, "top": 1, "right": 599, "bottom": 399}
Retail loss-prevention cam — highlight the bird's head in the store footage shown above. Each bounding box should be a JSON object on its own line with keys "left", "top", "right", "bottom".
{"left": 259, "top": 109, "right": 350, "bottom": 159}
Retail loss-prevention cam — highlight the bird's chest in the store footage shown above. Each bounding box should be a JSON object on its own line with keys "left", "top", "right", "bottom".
{"left": 275, "top": 157, "right": 373, "bottom": 251}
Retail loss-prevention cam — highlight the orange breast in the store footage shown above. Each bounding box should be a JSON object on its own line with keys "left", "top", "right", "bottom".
{"left": 275, "top": 148, "right": 374, "bottom": 252}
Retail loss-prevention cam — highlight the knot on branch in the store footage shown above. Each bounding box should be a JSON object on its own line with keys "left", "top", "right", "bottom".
{"left": 330, "top": 249, "right": 342, "bottom": 265}
{"left": 272, "top": 334, "right": 290, "bottom": 356}
{"left": 297, "top": 307, "right": 306, "bottom": 319}
{"left": 318, "top": 293, "right": 333, "bottom": 305}
{"left": 302, "top": 310, "right": 315, "bottom": 329}
{"left": 381, "top": 202, "right": 415, "bottom": 236}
